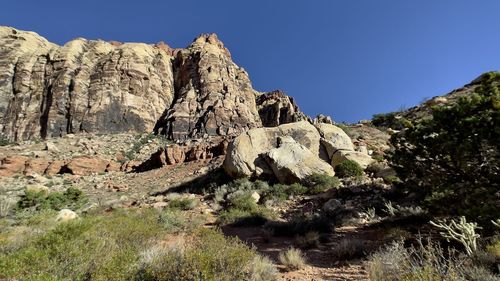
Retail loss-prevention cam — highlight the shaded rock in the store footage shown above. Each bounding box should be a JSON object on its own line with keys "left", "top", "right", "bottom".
{"left": 331, "top": 150, "right": 374, "bottom": 169}
{"left": 265, "top": 136, "right": 334, "bottom": 184}
{"left": 166, "top": 144, "right": 186, "bottom": 165}
{"left": 256, "top": 90, "right": 307, "bottom": 127}
{"left": 322, "top": 199, "right": 342, "bottom": 215}
{"left": 45, "top": 160, "right": 66, "bottom": 176}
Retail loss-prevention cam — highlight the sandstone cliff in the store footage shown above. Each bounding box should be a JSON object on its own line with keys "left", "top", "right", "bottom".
{"left": 0, "top": 27, "right": 305, "bottom": 141}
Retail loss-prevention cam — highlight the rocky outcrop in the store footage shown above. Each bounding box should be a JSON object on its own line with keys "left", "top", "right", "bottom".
{"left": 223, "top": 121, "right": 374, "bottom": 183}
{"left": 135, "top": 137, "right": 229, "bottom": 172}
{"left": 256, "top": 90, "right": 307, "bottom": 127}
{"left": 0, "top": 26, "right": 174, "bottom": 140}
{"left": 154, "top": 34, "right": 263, "bottom": 140}
{"left": 0, "top": 27, "right": 305, "bottom": 142}
{"left": 0, "top": 154, "right": 122, "bottom": 176}
{"left": 223, "top": 121, "right": 324, "bottom": 179}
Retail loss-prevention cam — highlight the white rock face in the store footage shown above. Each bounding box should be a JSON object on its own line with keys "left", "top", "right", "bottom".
{"left": 223, "top": 121, "right": 323, "bottom": 178}
{"left": 56, "top": 209, "right": 79, "bottom": 222}
{"left": 315, "top": 123, "right": 354, "bottom": 157}
{"left": 265, "top": 137, "right": 335, "bottom": 184}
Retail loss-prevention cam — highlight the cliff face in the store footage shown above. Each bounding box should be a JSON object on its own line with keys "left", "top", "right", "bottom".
{"left": 0, "top": 27, "right": 305, "bottom": 141}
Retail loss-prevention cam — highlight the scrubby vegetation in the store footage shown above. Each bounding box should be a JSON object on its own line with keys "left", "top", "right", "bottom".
{"left": 0, "top": 209, "right": 276, "bottom": 281}
{"left": 334, "top": 160, "right": 363, "bottom": 178}
{"left": 279, "top": 248, "right": 306, "bottom": 271}
{"left": 367, "top": 239, "right": 499, "bottom": 281}
{"left": 390, "top": 71, "right": 500, "bottom": 228}
{"left": 16, "top": 187, "right": 86, "bottom": 212}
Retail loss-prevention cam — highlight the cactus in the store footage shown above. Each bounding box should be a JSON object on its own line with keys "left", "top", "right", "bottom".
{"left": 430, "top": 216, "right": 480, "bottom": 256}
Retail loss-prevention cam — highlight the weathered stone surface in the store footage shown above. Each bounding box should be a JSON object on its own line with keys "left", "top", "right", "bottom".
{"left": 265, "top": 137, "right": 334, "bottom": 184}
{"left": 45, "top": 160, "right": 66, "bottom": 176}
{"left": 1, "top": 27, "right": 308, "bottom": 143}
{"left": 315, "top": 123, "right": 354, "bottom": 157}
{"left": 65, "top": 156, "right": 110, "bottom": 175}
{"left": 0, "top": 155, "right": 29, "bottom": 176}
{"left": 223, "top": 121, "right": 322, "bottom": 179}
{"left": 154, "top": 34, "right": 262, "bottom": 140}
{"left": 0, "top": 26, "right": 174, "bottom": 141}
{"left": 136, "top": 137, "right": 229, "bottom": 172}
{"left": 331, "top": 150, "right": 375, "bottom": 169}
{"left": 256, "top": 90, "right": 307, "bottom": 127}
{"left": 25, "top": 158, "right": 51, "bottom": 175}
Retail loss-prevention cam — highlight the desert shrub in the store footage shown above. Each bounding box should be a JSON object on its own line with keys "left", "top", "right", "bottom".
{"left": 390, "top": 72, "right": 500, "bottom": 228}
{"left": 139, "top": 228, "right": 258, "bottom": 281}
{"left": 296, "top": 231, "right": 320, "bottom": 249}
{"left": 366, "top": 162, "right": 385, "bottom": 174}
{"left": 16, "top": 187, "right": 86, "bottom": 211}
{"left": 486, "top": 238, "right": 500, "bottom": 259}
{"left": 0, "top": 210, "right": 165, "bottom": 280}
{"left": 334, "top": 160, "right": 363, "bottom": 178}
{"left": 333, "top": 238, "right": 366, "bottom": 260}
{"left": 158, "top": 209, "right": 189, "bottom": 233}
{"left": 265, "top": 213, "right": 334, "bottom": 236}
{"left": 261, "top": 183, "right": 307, "bottom": 202}
{"left": 218, "top": 207, "right": 274, "bottom": 226}
{"left": 168, "top": 197, "right": 198, "bottom": 211}
{"left": 248, "top": 255, "right": 278, "bottom": 281}
{"left": 303, "top": 173, "right": 340, "bottom": 194}
{"left": 279, "top": 248, "right": 306, "bottom": 271}
{"left": 367, "top": 239, "right": 499, "bottom": 281}
{"left": 372, "top": 112, "right": 411, "bottom": 130}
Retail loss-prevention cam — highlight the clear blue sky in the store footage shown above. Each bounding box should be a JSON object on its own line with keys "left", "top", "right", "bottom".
{"left": 2, "top": 1, "right": 499, "bottom": 122}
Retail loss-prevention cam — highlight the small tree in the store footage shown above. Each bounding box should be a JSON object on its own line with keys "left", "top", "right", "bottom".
{"left": 390, "top": 72, "right": 500, "bottom": 227}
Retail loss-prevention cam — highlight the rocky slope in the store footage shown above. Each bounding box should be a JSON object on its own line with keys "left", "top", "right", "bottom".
{"left": 0, "top": 27, "right": 304, "bottom": 141}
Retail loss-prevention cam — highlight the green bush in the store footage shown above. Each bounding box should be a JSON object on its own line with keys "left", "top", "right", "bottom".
{"left": 303, "top": 173, "right": 340, "bottom": 194}
{"left": 16, "top": 187, "right": 86, "bottom": 211}
{"left": 334, "top": 160, "right": 363, "bottom": 178}
{"left": 261, "top": 183, "right": 307, "bottom": 202}
{"left": 168, "top": 197, "right": 199, "bottom": 211}
{"left": 390, "top": 72, "right": 500, "bottom": 228}
{"left": 0, "top": 210, "right": 164, "bottom": 280}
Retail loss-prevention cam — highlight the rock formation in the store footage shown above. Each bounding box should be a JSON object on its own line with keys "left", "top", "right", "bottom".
{"left": 0, "top": 27, "right": 303, "bottom": 142}
{"left": 223, "top": 121, "right": 373, "bottom": 183}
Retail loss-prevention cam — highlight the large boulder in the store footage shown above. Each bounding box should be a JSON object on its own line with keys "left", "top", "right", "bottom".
{"left": 65, "top": 156, "right": 110, "bottom": 176}
{"left": 315, "top": 123, "right": 354, "bottom": 157}
{"left": 265, "top": 137, "right": 334, "bottom": 184}
{"left": 223, "top": 121, "right": 323, "bottom": 179}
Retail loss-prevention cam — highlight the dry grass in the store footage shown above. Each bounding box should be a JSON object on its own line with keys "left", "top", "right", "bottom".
{"left": 279, "top": 248, "right": 306, "bottom": 271}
